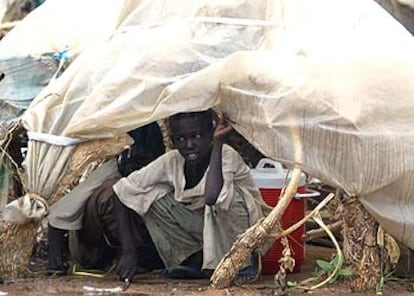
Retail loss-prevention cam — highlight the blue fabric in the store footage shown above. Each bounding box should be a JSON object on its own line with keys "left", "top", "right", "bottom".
{"left": 0, "top": 55, "right": 58, "bottom": 206}
{"left": 0, "top": 55, "right": 58, "bottom": 115}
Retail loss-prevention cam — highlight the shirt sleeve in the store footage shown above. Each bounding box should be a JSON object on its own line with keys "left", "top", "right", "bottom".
{"left": 112, "top": 151, "right": 177, "bottom": 215}
{"left": 117, "top": 151, "right": 173, "bottom": 189}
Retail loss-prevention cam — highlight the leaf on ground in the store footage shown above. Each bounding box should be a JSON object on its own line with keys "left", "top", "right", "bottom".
{"left": 316, "top": 259, "right": 333, "bottom": 271}
{"left": 337, "top": 269, "right": 353, "bottom": 276}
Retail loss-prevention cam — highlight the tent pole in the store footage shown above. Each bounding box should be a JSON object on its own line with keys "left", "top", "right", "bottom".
{"left": 342, "top": 199, "right": 390, "bottom": 291}
{"left": 211, "top": 116, "right": 303, "bottom": 289}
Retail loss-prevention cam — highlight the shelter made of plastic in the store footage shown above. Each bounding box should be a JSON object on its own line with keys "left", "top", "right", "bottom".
{"left": 1, "top": 0, "right": 414, "bottom": 270}
{"left": 0, "top": 55, "right": 58, "bottom": 212}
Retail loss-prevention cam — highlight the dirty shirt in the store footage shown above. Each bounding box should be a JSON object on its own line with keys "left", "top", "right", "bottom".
{"left": 113, "top": 144, "right": 271, "bottom": 269}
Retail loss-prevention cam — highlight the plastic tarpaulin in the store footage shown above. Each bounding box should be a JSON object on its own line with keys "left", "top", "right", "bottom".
{"left": 0, "top": 0, "right": 141, "bottom": 220}
{"left": 22, "top": 0, "right": 414, "bottom": 137}
{"left": 23, "top": 0, "right": 274, "bottom": 137}
{"left": 0, "top": 56, "right": 58, "bottom": 111}
{"left": 375, "top": 0, "right": 414, "bottom": 35}
{"left": 0, "top": 0, "right": 141, "bottom": 58}
{"left": 5, "top": 0, "right": 275, "bottom": 222}
{"left": 0, "top": 55, "right": 58, "bottom": 212}
{"left": 5, "top": 0, "right": 414, "bottom": 251}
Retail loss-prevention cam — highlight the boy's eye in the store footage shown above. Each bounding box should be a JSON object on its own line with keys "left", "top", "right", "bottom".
{"left": 178, "top": 137, "right": 185, "bottom": 142}
{"left": 195, "top": 134, "right": 201, "bottom": 139}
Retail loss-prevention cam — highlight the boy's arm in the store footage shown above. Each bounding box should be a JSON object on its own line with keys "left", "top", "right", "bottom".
{"left": 204, "top": 113, "right": 232, "bottom": 206}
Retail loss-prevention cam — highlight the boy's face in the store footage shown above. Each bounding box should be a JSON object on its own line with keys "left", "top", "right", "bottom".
{"left": 170, "top": 117, "right": 213, "bottom": 164}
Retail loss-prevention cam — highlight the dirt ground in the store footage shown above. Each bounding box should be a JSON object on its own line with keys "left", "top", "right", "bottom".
{"left": 1, "top": 245, "right": 414, "bottom": 296}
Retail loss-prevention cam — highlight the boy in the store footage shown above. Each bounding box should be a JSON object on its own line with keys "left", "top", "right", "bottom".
{"left": 114, "top": 110, "right": 270, "bottom": 281}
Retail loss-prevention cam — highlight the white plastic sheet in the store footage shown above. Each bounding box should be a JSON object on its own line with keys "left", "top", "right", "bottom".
{"left": 0, "top": 0, "right": 140, "bottom": 58}
{"left": 375, "top": 0, "right": 414, "bottom": 35}
{"left": 6, "top": 0, "right": 414, "bottom": 250}
{"left": 7, "top": 0, "right": 275, "bottom": 223}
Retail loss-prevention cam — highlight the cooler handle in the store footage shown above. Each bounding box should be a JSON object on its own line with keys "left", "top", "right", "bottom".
{"left": 255, "top": 158, "right": 284, "bottom": 172}
{"left": 295, "top": 189, "right": 321, "bottom": 200}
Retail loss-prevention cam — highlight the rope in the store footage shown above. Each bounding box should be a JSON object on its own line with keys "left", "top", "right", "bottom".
{"left": 26, "top": 192, "right": 50, "bottom": 216}
{"left": 2, "top": 192, "right": 50, "bottom": 223}
{"left": 71, "top": 263, "right": 117, "bottom": 278}
{"left": 27, "top": 131, "right": 83, "bottom": 146}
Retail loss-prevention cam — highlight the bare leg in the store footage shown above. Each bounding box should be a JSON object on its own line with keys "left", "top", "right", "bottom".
{"left": 47, "top": 224, "right": 68, "bottom": 274}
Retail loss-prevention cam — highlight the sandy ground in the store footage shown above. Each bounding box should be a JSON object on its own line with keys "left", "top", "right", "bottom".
{"left": 1, "top": 245, "right": 413, "bottom": 296}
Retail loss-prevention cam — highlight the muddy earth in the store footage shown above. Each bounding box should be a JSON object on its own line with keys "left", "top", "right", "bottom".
{"left": 1, "top": 245, "right": 413, "bottom": 295}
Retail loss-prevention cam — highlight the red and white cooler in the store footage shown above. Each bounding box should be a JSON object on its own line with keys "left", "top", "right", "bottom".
{"left": 251, "top": 158, "right": 319, "bottom": 275}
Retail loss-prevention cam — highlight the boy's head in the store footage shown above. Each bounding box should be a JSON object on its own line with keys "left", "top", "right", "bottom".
{"left": 169, "top": 111, "right": 214, "bottom": 164}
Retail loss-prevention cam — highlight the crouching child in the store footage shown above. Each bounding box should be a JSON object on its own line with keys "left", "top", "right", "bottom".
{"left": 114, "top": 110, "right": 271, "bottom": 282}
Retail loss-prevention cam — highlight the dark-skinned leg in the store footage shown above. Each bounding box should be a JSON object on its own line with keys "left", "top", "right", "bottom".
{"left": 47, "top": 224, "right": 69, "bottom": 274}
{"left": 70, "top": 180, "right": 119, "bottom": 270}
{"left": 129, "top": 209, "right": 164, "bottom": 271}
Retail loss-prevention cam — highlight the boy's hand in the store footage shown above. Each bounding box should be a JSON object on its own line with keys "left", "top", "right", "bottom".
{"left": 213, "top": 112, "right": 232, "bottom": 141}
{"left": 116, "top": 251, "right": 137, "bottom": 282}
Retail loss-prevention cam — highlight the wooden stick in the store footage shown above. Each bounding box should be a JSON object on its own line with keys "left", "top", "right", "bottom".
{"left": 210, "top": 167, "right": 302, "bottom": 288}
{"left": 271, "top": 193, "right": 336, "bottom": 240}
{"left": 306, "top": 220, "right": 342, "bottom": 241}
{"left": 211, "top": 117, "right": 303, "bottom": 289}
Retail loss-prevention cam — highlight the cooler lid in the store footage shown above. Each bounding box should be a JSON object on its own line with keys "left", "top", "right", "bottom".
{"left": 251, "top": 158, "right": 306, "bottom": 189}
